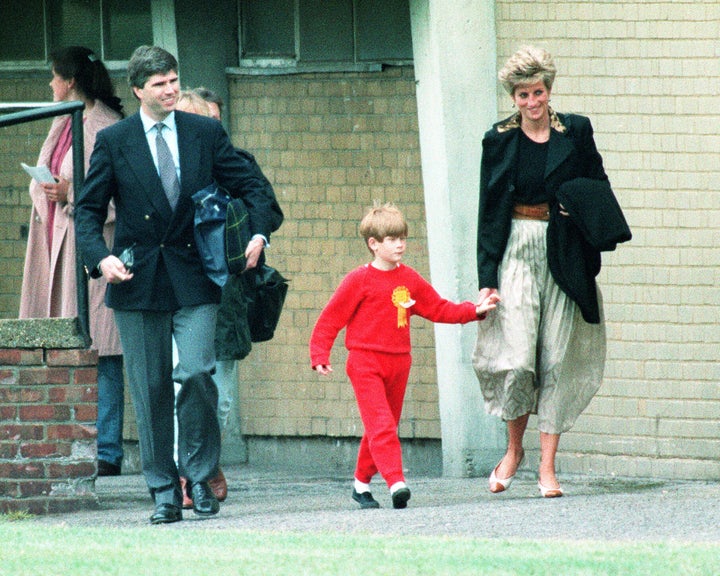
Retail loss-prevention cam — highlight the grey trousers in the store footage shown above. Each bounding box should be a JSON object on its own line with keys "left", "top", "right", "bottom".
{"left": 114, "top": 304, "right": 221, "bottom": 507}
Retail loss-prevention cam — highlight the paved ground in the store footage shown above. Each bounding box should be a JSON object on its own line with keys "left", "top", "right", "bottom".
{"left": 29, "top": 465, "right": 720, "bottom": 541}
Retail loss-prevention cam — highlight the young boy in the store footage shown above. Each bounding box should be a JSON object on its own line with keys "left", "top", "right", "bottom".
{"left": 309, "top": 203, "right": 499, "bottom": 509}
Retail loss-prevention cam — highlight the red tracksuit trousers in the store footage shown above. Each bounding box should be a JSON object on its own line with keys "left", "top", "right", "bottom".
{"left": 346, "top": 349, "right": 412, "bottom": 488}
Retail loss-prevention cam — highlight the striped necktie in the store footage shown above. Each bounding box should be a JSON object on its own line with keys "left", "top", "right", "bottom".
{"left": 155, "top": 123, "right": 180, "bottom": 210}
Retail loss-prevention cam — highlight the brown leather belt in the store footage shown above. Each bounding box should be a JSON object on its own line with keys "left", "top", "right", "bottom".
{"left": 512, "top": 203, "right": 550, "bottom": 221}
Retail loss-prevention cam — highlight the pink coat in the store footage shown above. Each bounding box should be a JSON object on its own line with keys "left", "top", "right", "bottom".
{"left": 19, "top": 100, "right": 123, "bottom": 356}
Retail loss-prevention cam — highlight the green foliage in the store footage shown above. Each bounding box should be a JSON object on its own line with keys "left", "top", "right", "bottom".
{"left": 0, "top": 510, "right": 35, "bottom": 522}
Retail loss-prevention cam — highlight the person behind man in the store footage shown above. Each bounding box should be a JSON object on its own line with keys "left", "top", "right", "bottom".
{"left": 192, "top": 86, "right": 223, "bottom": 120}
{"left": 75, "top": 45, "right": 276, "bottom": 524}
{"left": 172, "top": 89, "right": 283, "bottom": 508}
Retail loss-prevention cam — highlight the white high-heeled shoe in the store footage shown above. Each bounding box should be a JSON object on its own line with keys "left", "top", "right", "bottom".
{"left": 537, "top": 481, "right": 564, "bottom": 498}
{"left": 488, "top": 452, "right": 525, "bottom": 493}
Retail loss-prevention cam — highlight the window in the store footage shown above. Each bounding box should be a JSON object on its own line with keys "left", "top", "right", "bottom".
{"left": 0, "top": 0, "right": 152, "bottom": 65}
{"left": 239, "top": 0, "right": 412, "bottom": 69}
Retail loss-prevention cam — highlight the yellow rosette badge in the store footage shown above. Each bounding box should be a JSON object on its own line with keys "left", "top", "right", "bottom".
{"left": 391, "top": 286, "right": 415, "bottom": 328}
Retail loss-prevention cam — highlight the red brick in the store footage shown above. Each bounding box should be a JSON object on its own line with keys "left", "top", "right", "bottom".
{"left": 0, "top": 349, "right": 43, "bottom": 366}
{"left": 20, "top": 442, "right": 71, "bottom": 458}
{"left": 0, "top": 424, "right": 44, "bottom": 441}
{"left": 19, "top": 405, "right": 72, "bottom": 422}
{"left": 18, "top": 480, "right": 53, "bottom": 497}
{"left": 0, "top": 480, "right": 19, "bottom": 498}
{"left": 0, "top": 406, "right": 17, "bottom": 420}
{"left": 46, "top": 349, "right": 98, "bottom": 367}
{"left": 73, "top": 404, "right": 97, "bottom": 422}
{"left": 0, "top": 369, "right": 18, "bottom": 386}
{"left": 18, "top": 367, "right": 71, "bottom": 386}
{"left": 47, "top": 424, "right": 96, "bottom": 440}
{"left": 0, "top": 442, "right": 18, "bottom": 458}
{"left": 73, "top": 367, "right": 98, "bottom": 385}
{"left": 46, "top": 462, "right": 96, "bottom": 479}
{"left": 81, "top": 386, "right": 97, "bottom": 402}
{"left": 0, "top": 462, "right": 44, "bottom": 479}
{"left": 0, "top": 499, "right": 48, "bottom": 515}
{"left": 0, "top": 388, "right": 46, "bottom": 403}
{"left": 47, "top": 387, "right": 67, "bottom": 402}
{"left": 48, "top": 385, "right": 96, "bottom": 403}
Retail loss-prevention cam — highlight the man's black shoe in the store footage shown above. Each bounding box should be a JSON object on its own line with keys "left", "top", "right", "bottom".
{"left": 352, "top": 488, "right": 380, "bottom": 509}
{"left": 391, "top": 487, "right": 411, "bottom": 509}
{"left": 150, "top": 503, "right": 182, "bottom": 525}
{"left": 97, "top": 460, "right": 121, "bottom": 477}
{"left": 190, "top": 481, "right": 220, "bottom": 516}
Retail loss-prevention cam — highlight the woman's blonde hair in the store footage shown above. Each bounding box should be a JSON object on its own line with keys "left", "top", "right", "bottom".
{"left": 498, "top": 45, "right": 556, "bottom": 96}
{"left": 175, "top": 90, "right": 212, "bottom": 117}
{"left": 359, "top": 202, "right": 408, "bottom": 253}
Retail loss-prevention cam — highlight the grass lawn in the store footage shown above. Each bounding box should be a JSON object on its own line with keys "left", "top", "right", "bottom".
{"left": 0, "top": 519, "right": 716, "bottom": 575}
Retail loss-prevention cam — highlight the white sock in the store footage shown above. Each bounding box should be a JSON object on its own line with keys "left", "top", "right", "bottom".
{"left": 390, "top": 481, "right": 407, "bottom": 494}
{"left": 354, "top": 478, "right": 371, "bottom": 494}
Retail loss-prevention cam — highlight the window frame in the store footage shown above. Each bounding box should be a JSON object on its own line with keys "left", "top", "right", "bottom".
{"left": 234, "top": 0, "right": 413, "bottom": 76}
{"left": 0, "top": 0, "right": 152, "bottom": 72}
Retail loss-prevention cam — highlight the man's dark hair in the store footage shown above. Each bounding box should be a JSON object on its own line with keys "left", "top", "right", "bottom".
{"left": 127, "top": 45, "right": 178, "bottom": 93}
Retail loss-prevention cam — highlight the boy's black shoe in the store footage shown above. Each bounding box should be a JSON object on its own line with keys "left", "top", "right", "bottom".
{"left": 352, "top": 488, "right": 380, "bottom": 509}
{"left": 391, "top": 487, "right": 411, "bottom": 509}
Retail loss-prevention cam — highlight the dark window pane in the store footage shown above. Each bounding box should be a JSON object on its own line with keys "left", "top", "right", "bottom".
{"left": 48, "top": 0, "right": 101, "bottom": 56}
{"left": 104, "top": 0, "right": 153, "bottom": 60}
{"left": 0, "top": 0, "right": 45, "bottom": 60}
{"left": 241, "top": 0, "right": 295, "bottom": 58}
{"left": 299, "top": 0, "right": 353, "bottom": 62}
{"left": 357, "top": 0, "right": 412, "bottom": 61}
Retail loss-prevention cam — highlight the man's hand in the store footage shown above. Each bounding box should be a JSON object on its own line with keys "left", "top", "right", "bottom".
{"left": 99, "top": 255, "right": 134, "bottom": 284}
{"left": 244, "top": 236, "right": 265, "bottom": 270}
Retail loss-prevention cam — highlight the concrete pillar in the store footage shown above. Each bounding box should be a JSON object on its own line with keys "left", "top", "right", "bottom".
{"left": 409, "top": 0, "right": 505, "bottom": 476}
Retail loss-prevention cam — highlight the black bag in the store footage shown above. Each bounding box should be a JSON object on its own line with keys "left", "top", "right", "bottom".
{"left": 242, "top": 264, "right": 289, "bottom": 342}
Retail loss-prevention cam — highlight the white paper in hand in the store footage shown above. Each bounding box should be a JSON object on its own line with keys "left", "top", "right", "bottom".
{"left": 21, "top": 163, "right": 55, "bottom": 183}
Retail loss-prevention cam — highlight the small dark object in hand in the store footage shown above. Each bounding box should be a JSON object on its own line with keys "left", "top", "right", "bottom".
{"left": 118, "top": 244, "right": 135, "bottom": 272}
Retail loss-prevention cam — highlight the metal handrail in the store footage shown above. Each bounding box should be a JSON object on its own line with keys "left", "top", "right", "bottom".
{"left": 0, "top": 101, "right": 90, "bottom": 347}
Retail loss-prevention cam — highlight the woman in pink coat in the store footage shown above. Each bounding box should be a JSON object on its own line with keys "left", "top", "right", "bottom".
{"left": 19, "top": 46, "right": 126, "bottom": 476}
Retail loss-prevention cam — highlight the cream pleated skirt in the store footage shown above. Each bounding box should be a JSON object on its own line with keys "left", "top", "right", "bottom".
{"left": 472, "top": 218, "right": 606, "bottom": 434}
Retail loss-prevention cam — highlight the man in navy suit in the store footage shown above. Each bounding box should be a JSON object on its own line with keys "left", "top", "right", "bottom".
{"left": 75, "top": 46, "right": 275, "bottom": 524}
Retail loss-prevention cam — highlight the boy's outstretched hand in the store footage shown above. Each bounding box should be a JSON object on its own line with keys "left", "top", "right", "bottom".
{"left": 475, "top": 288, "right": 501, "bottom": 319}
{"left": 313, "top": 364, "right": 334, "bottom": 376}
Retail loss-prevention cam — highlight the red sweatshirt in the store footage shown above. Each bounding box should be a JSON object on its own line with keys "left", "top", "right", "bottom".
{"left": 310, "top": 263, "right": 479, "bottom": 367}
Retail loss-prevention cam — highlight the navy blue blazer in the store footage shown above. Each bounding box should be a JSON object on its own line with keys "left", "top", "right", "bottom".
{"left": 476, "top": 110, "right": 618, "bottom": 322}
{"left": 75, "top": 110, "right": 277, "bottom": 312}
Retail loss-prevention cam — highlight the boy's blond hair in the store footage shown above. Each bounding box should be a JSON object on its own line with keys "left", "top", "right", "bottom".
{"left": 359, "top": 202, "right": 408, "bottom": 253}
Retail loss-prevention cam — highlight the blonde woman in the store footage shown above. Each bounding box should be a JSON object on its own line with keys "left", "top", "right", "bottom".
{"left": 473, "top": 46, "right": 629, "bottom": 497}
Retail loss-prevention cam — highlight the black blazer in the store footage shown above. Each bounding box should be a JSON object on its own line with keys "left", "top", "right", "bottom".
{"left": 476, "top": 110, "right": 621, "bottom": 322}
{"left": 75, "top": 110, "right": 278, "bottom": 312}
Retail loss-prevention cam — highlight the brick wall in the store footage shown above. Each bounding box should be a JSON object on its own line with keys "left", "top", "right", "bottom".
{"left": 0, "top": 330, "right": 99, "bottom": 514}
{"left": 227, "top": 67, "right": 444, "bottom": 440}
{"left": 0, "top": 79, "right": 51, "bottom": 320}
